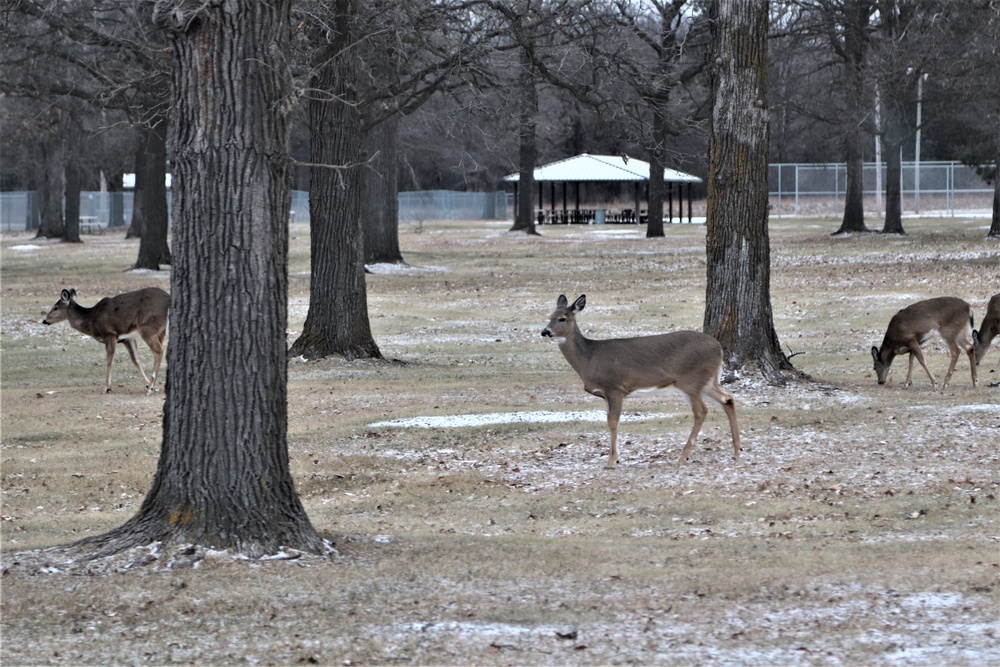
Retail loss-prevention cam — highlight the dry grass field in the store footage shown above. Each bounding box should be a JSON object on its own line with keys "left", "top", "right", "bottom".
{"left": 1, "top": 215, "right": 998, "bottom": 666}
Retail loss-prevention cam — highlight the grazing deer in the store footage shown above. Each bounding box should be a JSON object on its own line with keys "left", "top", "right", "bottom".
{"left": 870, "top": 296, "right": 977, "bottom": 389}
{"left": 973, "top": 293, "right": 1000, "bottom": 366}
{"left": 43, "top": 287, "right": 170, "bottom": 394}
{"left": 541, "top": 294, "right": 740, "bottom": 468}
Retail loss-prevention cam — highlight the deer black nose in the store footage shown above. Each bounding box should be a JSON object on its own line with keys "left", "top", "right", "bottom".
{"left": 541, "top": 328, "right": 552, "bottom": 337}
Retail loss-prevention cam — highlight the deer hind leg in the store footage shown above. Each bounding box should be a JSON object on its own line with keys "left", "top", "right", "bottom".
{"left": 144, "top": 331, "right": 166, "bottom": 393}
{"left": 706, "top": 383, "right": 741, "bottom": 461}
{"left": 908, "top": 343, "right": 936, "bottom": 387}
{"left": 677, "top": 394, "right": 708, "bottom": 465}
{"left": 604, "top": 393, "right": 624, "bottom": 469}
{"left": 122, "top": 338, "right": 153, "bottom": 391}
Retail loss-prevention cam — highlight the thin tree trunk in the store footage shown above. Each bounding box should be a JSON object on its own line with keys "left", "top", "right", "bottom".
{"left": 289, "top": 0, "right": 382, "bottom": 361}
{"left": 75, "top": 0, "right": 324, "bottom": 560}
{"left": 990, "top": 127, "right": 1000, "bottom": 238}
{"left": 703, "top": 0, "right": 792, "bottom": 384}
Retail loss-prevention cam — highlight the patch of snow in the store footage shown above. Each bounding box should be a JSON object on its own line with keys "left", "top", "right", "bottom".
{"left": 366, "top": 263, "right": 447, "bottom": 274}
{"left": 370, "top": 410, "right": 677, "bottom": 429}
{"left": 8, "top": 245, "right": 42, "bottom": 251}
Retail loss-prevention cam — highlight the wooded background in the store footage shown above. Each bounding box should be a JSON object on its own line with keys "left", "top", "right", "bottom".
{"left": 2, "top": 1, "right": 997, "bottom": 235}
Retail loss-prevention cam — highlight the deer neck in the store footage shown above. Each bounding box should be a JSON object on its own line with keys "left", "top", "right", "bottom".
{"left": 67, "top": 302, "right": 100, "bottom": 338}
{"left": 557, "top": 324, "right": 596, "bottom": 375}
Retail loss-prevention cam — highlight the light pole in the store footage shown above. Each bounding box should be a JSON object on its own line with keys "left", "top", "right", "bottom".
{"left": 914, "top": 72, "right": 928, "bottom": 214}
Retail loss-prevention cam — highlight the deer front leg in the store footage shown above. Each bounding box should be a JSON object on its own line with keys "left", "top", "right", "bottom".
{"left": 103, "top": 339, "right": 117, "bottom": 393}
{"left": 965, "top": 344, "right": 978, "bottom": 388}
{"left": 908, "top": 343, "right": 936, "bottom": 387}
{"left": 678, "top": 395, "right": 708, "bottom": 464}
{"left": 604, "top": 392, "right": 624, "bottom": 469}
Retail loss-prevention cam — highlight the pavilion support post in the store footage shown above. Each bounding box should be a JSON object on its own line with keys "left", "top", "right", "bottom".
{"left": 668, "top": 183, "right": 674, "bottom": 223}
{"left": 687, "top": 183, "right": 693, "bottom": 223}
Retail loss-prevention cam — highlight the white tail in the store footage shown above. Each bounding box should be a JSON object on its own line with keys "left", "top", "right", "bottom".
{"left": 43, "top": 287, "right": 170, "bottom": 394}
{"left": 870, "top": 296, "right": 977, "bottom": 389}
{"left": 973, "top": 293, "right": 1000, "bottom": 366}
{"left": 541, "top": 294, "right": 740, "bottom": 468}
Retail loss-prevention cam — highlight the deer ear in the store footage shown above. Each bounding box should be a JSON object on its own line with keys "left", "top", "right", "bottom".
{"left": 573, "top": 295, "right": 586, "bottom": 312}
{"left": 60, "top": 289, "right": 73, "bottom": 302}
{"left": 556, "top": 294, "right": 568, "bottom": 308}
{"left": 973, "top": 329, "right": 981, "bottom": 345}
{"left": 870, "top": 346, "right": 880, "bottom": 363}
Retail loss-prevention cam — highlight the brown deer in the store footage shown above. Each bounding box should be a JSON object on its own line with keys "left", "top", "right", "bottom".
{"left": 870, "top": 296, "right": 977, "bottom": 389}
{"left": 541, "top": 294, "right": 740, "bottom": 468}
{"left": 43, "top": 287, "right": 170, "bottom": 394}
{"left": 973, "top": 293, "right": 1000, "bottom": 367}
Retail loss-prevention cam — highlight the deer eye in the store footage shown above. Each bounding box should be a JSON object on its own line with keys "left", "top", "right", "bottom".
{"left": 558, "top": 317, "right": 566, "bottom": 322}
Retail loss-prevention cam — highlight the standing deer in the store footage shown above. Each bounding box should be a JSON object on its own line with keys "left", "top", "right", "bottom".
{"left": 870, "top": 296, "right": 977, "bottom": 389}
{"left": 541, "top": 294, "right": 740, "bottom": 468}
{"left": 973, "top": 293, "right": 1000, "bottom": 366}
{"left": 42, "top": 287, "right": 170, "bottom": 394}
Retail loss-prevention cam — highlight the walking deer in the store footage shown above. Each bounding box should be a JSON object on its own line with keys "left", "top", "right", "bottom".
{"left": 973, "top": 293, "right": 1000, "bottom": 366}
{"left": 541, "top": 295, "right": 740, "bottom": 468}
{"left": 43, "top": 287, "right": 170, "bottom": 394}
{"left": 870, "top": 296, "right": 977, "bottom": 389}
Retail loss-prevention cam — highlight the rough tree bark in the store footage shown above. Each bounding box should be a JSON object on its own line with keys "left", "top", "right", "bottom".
{"left": 703, "top": 0, "right": 793, "bottom": 384}
{"left": 74, "top": 0, "right": 325, "bottom": 560}
{"left": 289, "top": 0, "right": 382, "bottom": 361}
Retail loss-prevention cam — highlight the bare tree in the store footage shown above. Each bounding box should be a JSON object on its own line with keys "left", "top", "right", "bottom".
{"left": 75, "top": 0, "right": 325, "bottom": 559}
{"left": 703, "top": 0, "right": 793, "bottom": 383}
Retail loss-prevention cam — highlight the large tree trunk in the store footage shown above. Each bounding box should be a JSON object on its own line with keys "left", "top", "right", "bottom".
{"left": 646, "top": 141, "right": 666, "bottom": 238}
{"left": 126, "top": 139, "right": 146, "bottom": 239}
{"left": 75, "top": 0, "right": 324, "bottom": 560}
{"left": 62, "top": 123, "right": 82, "bottom": 244}
{"left": 510, "top": 47, "right": 539, "bottom": 235}
{"left": 133, "top": 119, "right": 172, "bottom": 269}
{"left": 35, "top": 132, "right": 65, "bottom": 239}
{"left": 363, "top": 115, "right": 404, "bottom": 264}
{"left": 289, "top": 0, "right": 382, "bottom": 361}
{"left": 881, "top": 134, "right": 905, "bottom": 234}
{"left": 832, "top": 130, "right": 869, "bottom": 234}
{"left": 831, "top": 0, "right": 870, "bottom": 235}
{"left": 703, "top": 0, "right": 792, "bottom": 385}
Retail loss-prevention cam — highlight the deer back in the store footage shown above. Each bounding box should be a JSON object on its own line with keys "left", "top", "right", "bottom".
{"left": 882, "top": 296, "right": 972, "bottom": 352}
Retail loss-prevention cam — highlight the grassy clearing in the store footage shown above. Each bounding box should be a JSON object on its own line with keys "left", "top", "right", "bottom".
{"left": 2, "top": 217, "right": 998, "bottom": 665}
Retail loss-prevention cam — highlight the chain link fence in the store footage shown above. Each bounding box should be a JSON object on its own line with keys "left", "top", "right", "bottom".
{"left": 770, "top": 161, "right": 993, "bottom": 217}
{"left": 2, "top": 189, "right": 512, "bottom": 232}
